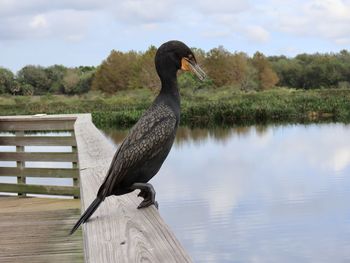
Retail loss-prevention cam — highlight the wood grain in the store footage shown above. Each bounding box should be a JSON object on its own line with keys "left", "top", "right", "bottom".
{"left": 0, "top": 152, "right": 78, "bottom": 162}
{"left": 0, "top": 117, "right": 74, "bottom": 131}
{"left": 0, "top": 196, "right": 83, "bottom": 263}
{"left": 0, "top": 183, "right": 80, "bottom": 196}
{"left": 0, "top": 167, "right": 79, "bottom": 178}
{"left": 0, "top": 136, "right": 77, "bottom": 146}
{"left": 74, "top": 114, "right": 192, "bottom": 263}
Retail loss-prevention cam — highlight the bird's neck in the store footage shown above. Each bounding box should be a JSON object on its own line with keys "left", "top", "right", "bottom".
{"left": 158, "top": 72, "right": 180, "bottom": 105}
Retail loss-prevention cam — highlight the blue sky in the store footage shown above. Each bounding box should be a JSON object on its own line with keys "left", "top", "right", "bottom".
{"left": 1, "top": 0, "right": 350, "bottom": 72}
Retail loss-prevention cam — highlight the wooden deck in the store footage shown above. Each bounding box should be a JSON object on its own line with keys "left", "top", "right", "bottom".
{"left": 0, "top": 196, "right": 83, "bottom": 263}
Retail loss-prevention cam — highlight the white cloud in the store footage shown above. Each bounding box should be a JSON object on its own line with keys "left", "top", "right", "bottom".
{"left": 0, "top": 0, "right": 108, "bottom": 16}
{"left": 268, "top": 0, "right": 350, "bottom": 45}
{"left": 197, "top": 0, "right": 250, "bottom": 14}
{"left": 332, "top": 148, "right": 350, "bottom": 172}
{"left": 29, "top": 15, "right": 48, "bottom": 29}
{"left": 200, "top": 30, "right": 232, "bottom": 39}
{"left": 0, "top": 0, "right": 174, "bottom": 41}
{"left": 1, "top": 0, "right": 350, "bottom": 70}
{"left": 335, "top": 38, "right": 350, "bottom": 44}
{"left": 1, "top": 0, "right": 350, "bottom": 45}
{"left": 245, "top": 25, "right": 270, "bottom": 43}
{"left": 114, "top": 0, "right": 175, "bottom": 24}
{"left": 305, "top": 0, "right": 350, "bottom": 20}
{"left": 0, "top": 9, "right": 93, "bottom": 41}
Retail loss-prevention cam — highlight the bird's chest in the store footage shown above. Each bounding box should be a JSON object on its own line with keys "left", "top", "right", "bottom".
{"left": 122, "top": 132, "right": 176, "bottom": 186}
{"left": 138, "top": 132, "right": 175, "bottom": 181}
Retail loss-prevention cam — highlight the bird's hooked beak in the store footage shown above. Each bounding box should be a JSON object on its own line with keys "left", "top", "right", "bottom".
{"left": 181, "top": 57, "right": 207, "bottom": 81}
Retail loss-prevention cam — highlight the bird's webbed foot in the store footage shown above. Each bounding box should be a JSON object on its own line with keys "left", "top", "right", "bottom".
{"left": 129, "top": 182, "right": 159, "bottom": 209}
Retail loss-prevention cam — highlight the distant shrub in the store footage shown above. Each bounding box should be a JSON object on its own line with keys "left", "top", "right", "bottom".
{"left": 337, "top": 81, "right": 350, "bottom": 89}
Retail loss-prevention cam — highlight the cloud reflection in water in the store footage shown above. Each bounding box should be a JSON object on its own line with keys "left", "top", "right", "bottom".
{"left": 101, "top": 124, "right": 350, "bottom": 263}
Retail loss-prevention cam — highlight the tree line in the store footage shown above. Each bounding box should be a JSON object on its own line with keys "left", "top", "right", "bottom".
{"left": 0, "top": 65, "right": 95, "bottom": 95}
{"left": 1, "top": 46, "right": 350, "bottom": 96}
{"left": 270, "top": 50, "right": 350, "bottom": 89}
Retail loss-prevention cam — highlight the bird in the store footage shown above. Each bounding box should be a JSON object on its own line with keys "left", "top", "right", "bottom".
{"left": 69, "top": 40, "right": 206, "bottom": 235}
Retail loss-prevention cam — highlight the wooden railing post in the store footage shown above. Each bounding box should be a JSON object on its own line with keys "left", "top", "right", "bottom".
{"left": 71, "top": 131, "right": 79, "bottom": 199}
{"left": 15, "top": 131, "right": 26, "bottom": 197}
{"left": 72, "top": 145, "right": 79, "bottom": 199}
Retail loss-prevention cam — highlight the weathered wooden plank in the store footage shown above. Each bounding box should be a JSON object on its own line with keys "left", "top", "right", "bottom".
{"left": 0, "top": 167, "right": 79, "bottom": 178}
{"left": 0, "top": 183, "right": 80, "bottom": 196}
{"left": 74, "top": 114, "right": 192, "bottom": 263}
{"left": 0, "top": 152, "right": 78, "bottom": 162}
{"left": 0, "top": 197, "right": 83, "bottom": 263}
{"left": 0, "top": 119, "right": 76, "bottom": 131}
{"left": 0, "top": 136, "right": 77, "bottom": 146}
{"left": 0, "top": 116, "right": 77, "bottom": 122}
{"left": 15, "top": 131, "right": 26, "bottom": 197}
{"left": 72, "top": 140, "right": 79, "bottom": 199}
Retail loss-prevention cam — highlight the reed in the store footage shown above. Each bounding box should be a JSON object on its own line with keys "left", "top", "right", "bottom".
{"left": 1, "top": 88, "right": 350, "bottom": 128}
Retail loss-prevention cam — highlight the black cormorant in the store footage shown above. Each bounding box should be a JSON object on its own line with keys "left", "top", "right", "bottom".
{"left": 70, "top": 40, "right": 206, "bottom": 235}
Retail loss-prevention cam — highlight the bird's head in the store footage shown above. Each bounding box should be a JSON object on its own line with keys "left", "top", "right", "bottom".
{"left": 155, "top": 40, "right": 207, "bottom": 81}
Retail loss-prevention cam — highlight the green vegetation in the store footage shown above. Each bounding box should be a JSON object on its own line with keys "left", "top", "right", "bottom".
{"left": 1, "top": 88, "right": 350, "bottom": 128}
{"left": 1, "top": 46, "right": 350, "bottom": 128}
{"left": 0, "top": 65, "right": 95, "bottom": 96}
{"left": 1, "top": 47, "right": 350, "bottom": 96}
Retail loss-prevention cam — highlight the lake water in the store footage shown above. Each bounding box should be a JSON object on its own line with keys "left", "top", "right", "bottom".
{"left": 101, "top": 124, "right": 350, "bottom": 263}
{"left": 1, "top": 124, "right": 349, "bottom": 262}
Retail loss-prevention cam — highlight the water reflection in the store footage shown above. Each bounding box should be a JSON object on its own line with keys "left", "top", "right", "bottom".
{"left": 101, "top": 124, "right": 350, "bottom": 263}
{"left": 102, "top": 125, "right": 266, "bottom": 146}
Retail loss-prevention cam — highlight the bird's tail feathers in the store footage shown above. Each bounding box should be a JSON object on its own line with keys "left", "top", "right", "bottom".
{"left": 69, "top": 197, "right": 103, "bottom": 235}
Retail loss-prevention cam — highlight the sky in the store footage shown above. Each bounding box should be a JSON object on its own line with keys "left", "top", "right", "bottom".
{"left": 1, "top": 0, "right": 350, "bottom": 72}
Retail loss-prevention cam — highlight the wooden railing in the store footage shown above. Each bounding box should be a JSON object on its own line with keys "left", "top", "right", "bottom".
{"left": 0, "top": 114, "right": 192, "bottom": 262}
{"left": 75, "top": 114, "right": 192, "bottom": 262}
{"left": 0, "top": 116, "right": 80, "bottom": 198}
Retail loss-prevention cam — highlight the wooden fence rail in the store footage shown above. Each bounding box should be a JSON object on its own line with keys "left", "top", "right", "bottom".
{"left": 0, "top": 116, "right": 80, "bottom": 198}
{"left": 75, "top": 114, "right": 192, "bottom": 262}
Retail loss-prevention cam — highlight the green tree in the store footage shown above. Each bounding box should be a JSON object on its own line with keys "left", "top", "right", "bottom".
{"left": 17, "top": 65, "right": 51, "bottom": 95}
{"left": 19, "top": 82, "right": 35, "bottom": 96}
{"left": 76, "top": 69, "right": 95, "bottom": 94}
{"left": 45, "top": 65, "right": 67, "bottom": 93}
{"left": 240, "top": 66, "right": 258, "bottom": 91}
{"left": 59, "top": 67, "right": 95, "bottom": 94}
{"left": 62, "top": 68, "right": 80, "bottom": 94}
{"left": 0, "top": 67, "right": 15, "bottom": 94}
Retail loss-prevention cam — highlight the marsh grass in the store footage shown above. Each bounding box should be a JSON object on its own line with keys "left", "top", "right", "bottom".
{"left": 1, "top": 88, "right": 350, "bottom": 128}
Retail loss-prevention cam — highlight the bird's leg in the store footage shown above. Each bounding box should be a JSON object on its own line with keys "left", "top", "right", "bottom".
{"left": 137, "top": 189, "right": 148, "bottom": 198}
{"left": 129, "top": 183, "right": 159, "bottom": 209}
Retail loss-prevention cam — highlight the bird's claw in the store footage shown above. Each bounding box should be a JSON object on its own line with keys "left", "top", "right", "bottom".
{"left": 131, "top": 183, "right": 158, "bottom": 209}
{"left": 137, "top": 190, "right": 148, "bottom": 199}
{"left": 137, "top": 199, "right": 159, "bottom": 209}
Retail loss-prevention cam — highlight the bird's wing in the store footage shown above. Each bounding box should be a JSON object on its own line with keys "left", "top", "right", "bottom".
{"left": 98, "top": 103, "right": 177, "bottom": 198}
